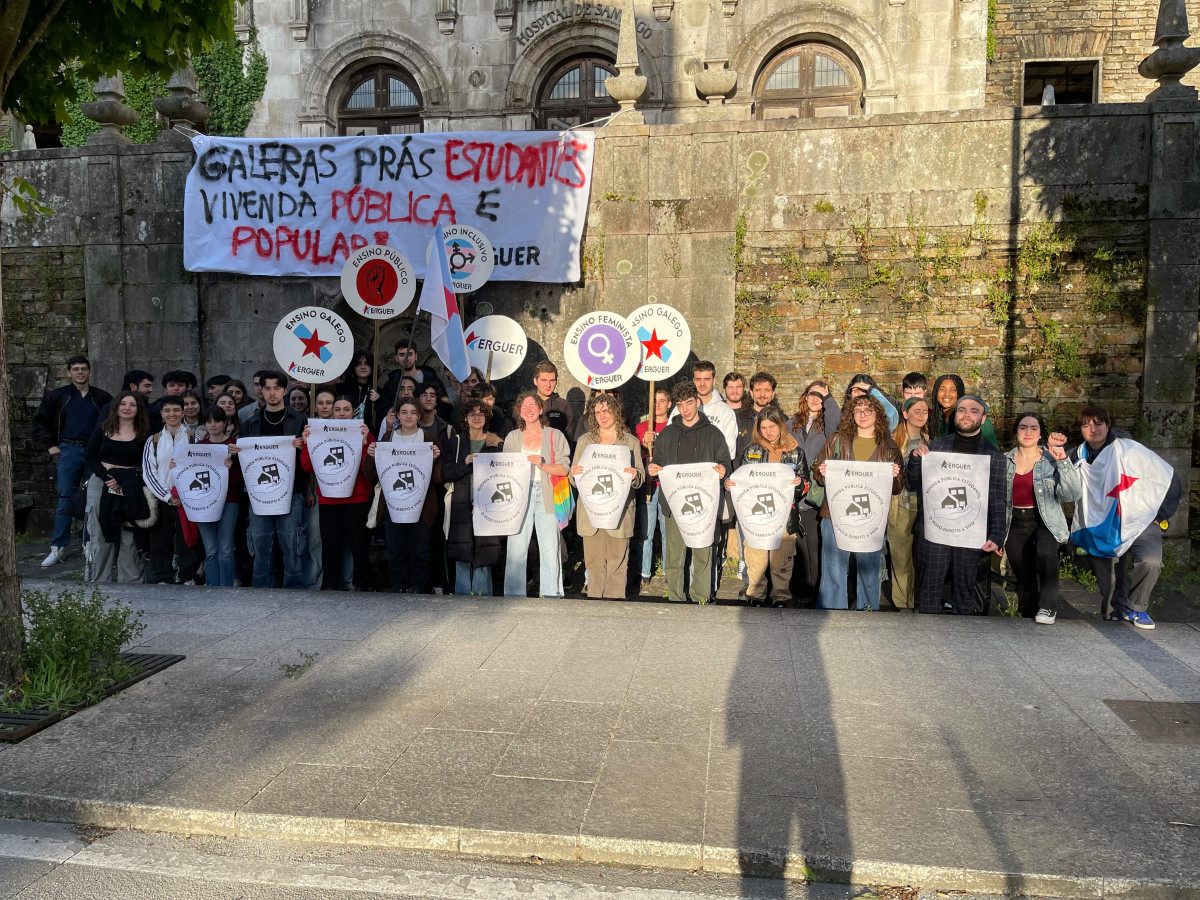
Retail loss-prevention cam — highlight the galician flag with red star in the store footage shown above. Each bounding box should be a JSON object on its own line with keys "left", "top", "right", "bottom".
{"left": 1071, "top": 438, "right": 1173, "bottom": 558}
{"left": 416, "top": 226, "right": 471, "bottom": 382}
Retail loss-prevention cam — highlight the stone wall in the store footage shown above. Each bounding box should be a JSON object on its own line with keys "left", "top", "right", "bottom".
{"left": 986, "top": 0, "right": 1199, "bottom": 106}
{"left": 4, "top": 97, "right": 1199, "bottom": 533}
{"left": 1, "top": 246, "right": 88, "bottom": 528}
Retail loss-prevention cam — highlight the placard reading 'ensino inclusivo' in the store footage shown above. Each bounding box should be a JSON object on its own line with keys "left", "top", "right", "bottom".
{"left": 272, "top": 306, "right": 355, "bottom": 383}
{"left": 563, "top": 311, "right": 639, "bottom": 389}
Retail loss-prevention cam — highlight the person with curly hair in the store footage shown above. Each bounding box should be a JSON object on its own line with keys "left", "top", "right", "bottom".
{"left": 724, "top": 406, "right": 810, "bottom": 607}
{"left": 569, "top": 393, "right": 645, "bottom": 599}
{"left": 812, "top": 393, "right": 904, "bottom": 610}
{"left": 788, "top": 380, "right": 841, "bottom": 604}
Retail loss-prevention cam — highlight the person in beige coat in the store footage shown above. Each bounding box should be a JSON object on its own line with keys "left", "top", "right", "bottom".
{"left": 569, "top": 393, "right": 645, "bottom": 599}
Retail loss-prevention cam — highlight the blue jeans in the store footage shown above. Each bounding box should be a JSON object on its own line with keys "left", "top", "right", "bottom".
{"left": 635, "top": 486, "right": 667, "bottom": 579}
{"left": 197, "top": 503, "right": 238, "bottom": 587}
{"left": 455, "top": 561, "right": 493, "bottom": 595}
{"left": 817, "top": 517, "right": 883, "bottom": 610}
{"left": 52, "top": 443, "right": 88, "bottom": 548}
{"left": 248, "top": 493, "right": 307, "bottom": 589}
{"left": 504, "top": 480, "right": 562, "bottom": 598}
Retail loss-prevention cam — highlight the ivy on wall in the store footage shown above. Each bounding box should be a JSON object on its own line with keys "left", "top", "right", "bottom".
{"left": 193, "top": 31, "right": 268, "bottom": 137}
{"left": 57, "top": 30, "right": 267, "bottom": 145}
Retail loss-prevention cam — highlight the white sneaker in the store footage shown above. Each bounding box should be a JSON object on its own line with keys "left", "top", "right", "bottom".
{"left": 40, "top": 547, "right": 65, "bottom": 567}
{"left": 1035, "top": 609, "right": 1057, "bottom": 625}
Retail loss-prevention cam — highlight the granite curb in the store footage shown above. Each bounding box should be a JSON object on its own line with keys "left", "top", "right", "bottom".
{"left": 2, "top": 789, "right": 1196, "bottom": 899}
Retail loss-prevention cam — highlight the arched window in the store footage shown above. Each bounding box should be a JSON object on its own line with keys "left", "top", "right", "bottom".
{"left": 754, "top": 43, "right": 863, "bottom": 119}
{"left": 535, "top": 56, "right": 618, "bottom": 129}
{"left": 339, "top": 65, "right": 423, "bottom": 135}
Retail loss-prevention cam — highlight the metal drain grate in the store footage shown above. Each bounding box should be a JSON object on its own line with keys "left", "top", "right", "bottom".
{"left": 0, "top": 652, "right": 185, "bottom": 743}
{"left": 1104, "top": 700, "right": 1200, "bottom": 743}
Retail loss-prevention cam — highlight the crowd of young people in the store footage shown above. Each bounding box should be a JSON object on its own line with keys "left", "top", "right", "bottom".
{"left": 32, "top": 349, "right": 1183, "bottom": 628}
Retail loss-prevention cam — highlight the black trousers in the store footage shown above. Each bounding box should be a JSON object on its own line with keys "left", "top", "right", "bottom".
{"left": 319, "top": 501, "right": 370, "bottom": 590}
{"left": 1004, "top": 506, "right": 1062, "bottom": 617}
{"left": 791, "top": 506, "right": 821, "bottom": 605}
{"left": 385, "top": 519, "right": 432, "bottom": 592}
{"left": 147, "top": 506, "right": 202, "bottom": 584}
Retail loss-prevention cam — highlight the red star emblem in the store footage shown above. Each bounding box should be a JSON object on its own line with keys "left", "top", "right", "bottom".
{"left": 298, "top": 329, "right": 329, "bottom": 359}
{"left": 641, "top": 328, "right": 668, "bottom": 360}
{"left": 1107, "top": 473, "right": 1139, "bottom": 515}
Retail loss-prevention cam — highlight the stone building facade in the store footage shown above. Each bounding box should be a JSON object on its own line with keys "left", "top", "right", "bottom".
{"left": 245, "top": 0, "right": 989, "bottom": 137}
{"left": 986, "top": 0, "right": 1200, "bottom": 107}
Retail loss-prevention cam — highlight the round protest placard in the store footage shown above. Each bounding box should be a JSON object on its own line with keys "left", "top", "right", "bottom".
{"left": 340, "top": 245, "right": 416, "bottom": 320}
{"left": 825, "top": 460, "right": 893, "bottom": 552}
{"left": 172, "top": 444, "right": 230, "bottom": 523}
{"left": 465, "top": 315, "right": 528, "bottom": 380}
{"left": 563, "top": 311, "right": 639, "bottom": 390}
{"left": 629, "top": 302, "right": 691, "bottom": 381}
{"left": 427, "top": 224, "right": 494, "bottom": 293}
{"left": 273, "top": 306, "right": 355, "bottom": 383}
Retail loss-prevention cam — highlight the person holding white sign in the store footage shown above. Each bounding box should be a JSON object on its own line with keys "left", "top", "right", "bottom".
{"left": 569, "top": 394, "right": 645, "bottom": 600}
{"left": 502, "top": 391, "right": 571, "bottom": 598}
{"left": 907, "top": 395, "right": 1009, "bottom": 616}
{"left": 788, "top": 380, "right": 841, "bottom": 605}
{"left": 370, "top": 397, "right": 444, "bottom": 592}
{"left": 1004, "top": 412, "right": 1080, "bottom": 624}
{"left": 193, "top": 406, "right": 242, "bottom": 587}
{"left": 724, "top": 407, "right": 809, "bottom": 607}
{"left": 141, "top": 395, "right": 196, "bottom": 585}
{"left": 649, "top": 382, "right": 732, "bottom": 604}
{"left": 813, "top": 393, "right": 904, "bottom": 610}
{"left": 442, "top": 399, "right": 503, "bottom": 595}
{"left": 300, "top": 397, "right": 377, "bottom": 590}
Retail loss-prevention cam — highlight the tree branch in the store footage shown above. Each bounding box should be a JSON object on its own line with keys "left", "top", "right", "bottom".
{"left": 0, "top": 0, "right": 67, "bottom": 106}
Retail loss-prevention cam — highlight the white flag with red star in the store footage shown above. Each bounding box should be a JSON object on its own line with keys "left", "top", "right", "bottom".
{"left": 1071, "top": 438, "right": 1173, "bottom": 558}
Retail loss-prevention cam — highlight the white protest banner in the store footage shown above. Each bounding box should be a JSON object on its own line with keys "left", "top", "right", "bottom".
{"left": 375, "top": 442, "right": 435, "bottom": 524}
{"left": 659, "top": 463, "right": 722, "bottom": 549}
{"left": 172, "top": 444, "right": 230, "bottom": 523}
{"left": 472, "top": 453, "right": 533, "bottom": 537}
{"left": 307, "top": 419, "right": 364, "bottom": 498}
{"left": 576, "top": 444, "right": 632, "bottom": 531}
{"left": 237, "top": 437, "right": 297, "bottom": 516}
{"left": 825, "top": 460, "right": 894, "bottom": 552}
{"left": 729, "top": 463, "right": 796, "bottom": 551}
{"left": 922, "top": 452, "right": 991, "bottom": 549}
{"left": 183, "top": 132, "right": 595, "bottom": 282}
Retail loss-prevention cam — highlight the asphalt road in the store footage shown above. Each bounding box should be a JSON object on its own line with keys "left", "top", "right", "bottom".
{"left": 0, "top": 818, "right": 1045, "bottom": 900}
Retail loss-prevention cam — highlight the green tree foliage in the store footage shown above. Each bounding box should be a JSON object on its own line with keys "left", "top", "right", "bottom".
{"left": 194, "top": 32, "right": 268, "bottom": 137}
{"left": 0, "top": 0, "right": 237, "bottom": 126}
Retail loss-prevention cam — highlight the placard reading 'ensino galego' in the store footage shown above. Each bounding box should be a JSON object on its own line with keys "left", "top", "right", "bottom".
{"left": 183, "top": 132, "right": 595, "bottom": 282}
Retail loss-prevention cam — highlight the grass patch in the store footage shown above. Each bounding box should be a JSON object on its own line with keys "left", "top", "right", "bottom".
{"left": 279, "top": 650, "right": 319, "bottom": 680}
{"left": 1, "top": 587, "right": 145, "bottom": 712}
{"left": 1060, "top": 554, "right": 1098, "bottom": 592}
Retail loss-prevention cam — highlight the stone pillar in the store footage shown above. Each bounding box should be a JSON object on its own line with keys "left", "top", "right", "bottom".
{"left": 693, "top": 0, "right": 737, "bottom": 112}
{"left": 153, "top": 65, "right": 211, "bottom": 145}
{"left": 80, "top": 75, "right": 138, "bottom": 146}
{"left": 1140, "top": 0, "right": 1200, "bottom": 540}
{"left": 604, "top": 0, "right": 648, "bottom": 124}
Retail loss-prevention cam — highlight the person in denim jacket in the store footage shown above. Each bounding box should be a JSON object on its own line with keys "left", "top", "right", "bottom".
{"left": 1003, "top": 412, "right": 1081, "bottom": 624}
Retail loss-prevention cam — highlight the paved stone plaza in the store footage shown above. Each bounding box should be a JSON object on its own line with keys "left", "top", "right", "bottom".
{"left": 1, "top": 579, "right": 1199, "bottom": 897}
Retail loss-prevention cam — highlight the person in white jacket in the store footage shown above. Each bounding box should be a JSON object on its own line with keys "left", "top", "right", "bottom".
{"left": 142, "top": 396, "right": 199, "bottom": 584}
